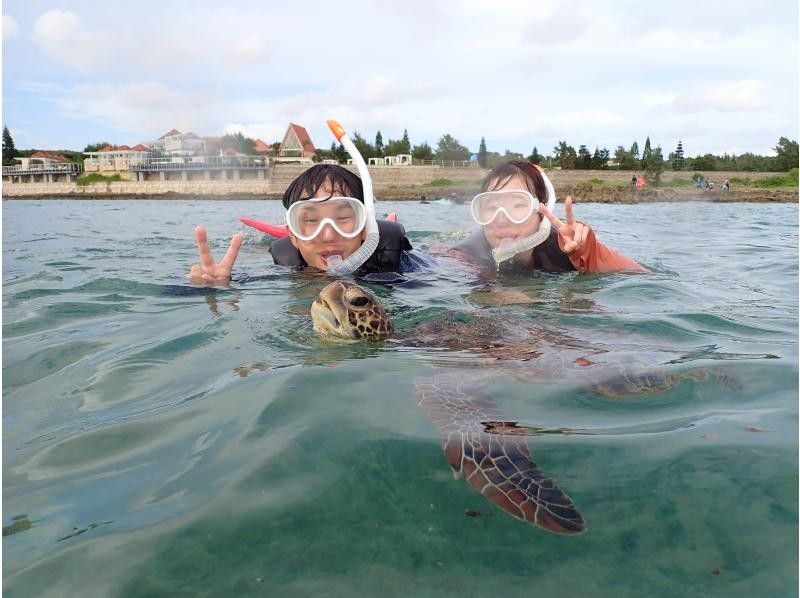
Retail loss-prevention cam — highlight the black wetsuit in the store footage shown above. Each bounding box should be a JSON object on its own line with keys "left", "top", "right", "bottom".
{"left": 268, "top": 219, "right": 416, "bottom": 275}
{"left": 452, "top": 227, "right": 576, "bottom": 273}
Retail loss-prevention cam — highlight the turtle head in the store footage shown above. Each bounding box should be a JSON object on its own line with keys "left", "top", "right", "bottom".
{"left": 311, "top": 281, "right": 393, "bottom": 340}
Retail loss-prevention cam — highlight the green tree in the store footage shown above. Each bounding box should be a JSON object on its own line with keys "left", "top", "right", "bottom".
{"left": 630, "top": 141, "right": 640, "bottom": 162}
{"left": 411, "top": 142, "right": 434, "bottom": 162}
{"left": 84, "top": 141, "right": 113, "bottom": 153}
{"left": 774, "top": 137, "right": 799, "bottom": 171}
{"left": 689, "top": 154, "right": 718, "bottom": 170}
{"left": 644, "top": 145, "right": 665, "bottom": 184}
{"left": 351, "top": 132, "right": 375, "bottom": 160}
{"left": 333, "top": 142, "right": 348, "bottom": 163}
{"left": 374, "top": 131, "right": 384, "bottom": 157}
{"left": 553, "top": 141, "right": 577, "bottom": 169}
{"left": 591, "top": 147, "right": 609, "bottom": 169}
{"left": 672, "top": 140, "right": 685, "bottom": 171}
{"left": 58, "top": 150, "right": 85, "bottom": 163}
{"left": 577, "top": 145, "right": 592, "bottom": 169}
{"left": 401, "top": 129, "right": 411, "bottom": 154}
{"left": 735, "top": 152, "right": 771, "bottom": 171}
{"left": 527, "top": 146, "right": 543, "bottom": 165}
{"left": 641, "top": 136, "right": 652, "bottom": 169}
{"left": 322, "top": 142, "right": 349, "bottom": 163}
{"left": 613, "top": 146, "right": 634, "bottom": 170}
{"left": 478, "top": 137, "right": 488, "bottom": 168}
{"left": 221, "top": 132, "right": 256, "bottom": 155}
{"left": 2, "top": 126, "right": 17, "bottom": 165}
{"left": 383, "top": 138, "right": 407, "bottom": 156}
{"left": 434, "top": 134, "right": 470, "bottom": 161}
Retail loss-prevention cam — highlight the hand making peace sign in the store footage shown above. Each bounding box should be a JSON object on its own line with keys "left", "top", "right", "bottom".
{"left": 188, "top": 226, "right": 243, "bottom": 285}
{"left": 538, "top": 196, "right": 590, "bottom": 254}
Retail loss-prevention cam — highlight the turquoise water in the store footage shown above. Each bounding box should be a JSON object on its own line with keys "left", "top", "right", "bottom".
{"left": 3, "top": 199, "right": 798, "bottom": 597}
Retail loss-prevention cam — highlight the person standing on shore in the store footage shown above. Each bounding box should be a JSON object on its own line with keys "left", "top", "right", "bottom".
{"left": 188, "top": 165, "right": 414, "bottom": 285}
{"left": 450, "top": 160, "right": 646, "bottom": 273}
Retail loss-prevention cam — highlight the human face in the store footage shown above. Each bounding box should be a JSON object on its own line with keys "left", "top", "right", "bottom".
{"left": 480, "top": 174, "right": 543, "bottom": 249}
{"left": 288, "top": 181, "right": 366, "bottom": 270}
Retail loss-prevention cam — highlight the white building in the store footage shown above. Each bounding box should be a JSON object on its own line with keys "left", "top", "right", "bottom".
{"left": 83, "top": 145, "right": 151, "bottom": 172}
{"left": 149, "top": 129, "right": 206, "bottom": 156}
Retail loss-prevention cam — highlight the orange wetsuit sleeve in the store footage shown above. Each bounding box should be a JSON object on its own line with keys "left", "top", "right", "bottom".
{"left": 559, "top": 224, "right": 647, "bottom": 273}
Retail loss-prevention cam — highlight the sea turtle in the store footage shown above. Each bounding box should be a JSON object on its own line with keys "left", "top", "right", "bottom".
{"left": 311, "top": 281, "right": 739, "bottom": 398}
{"left": 312, "top": 280, "right": 585, "bottom": 534}
{"left": 310, "top": 281, "right": 738, "bottom": 534}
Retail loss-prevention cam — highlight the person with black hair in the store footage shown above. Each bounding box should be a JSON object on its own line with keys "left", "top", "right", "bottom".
{"left": 451, "top": 160, "right": 645, "bottom": 273}
{"left": 188, "top": 164, "right": 413, "bottom": 284}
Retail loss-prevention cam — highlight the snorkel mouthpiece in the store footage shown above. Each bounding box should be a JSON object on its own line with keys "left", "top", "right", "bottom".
{"left": 323, "top": 120, "right": 379, "bottom": 275}
{"left": 491, "top": 167, "right": 557, "bottom": 265}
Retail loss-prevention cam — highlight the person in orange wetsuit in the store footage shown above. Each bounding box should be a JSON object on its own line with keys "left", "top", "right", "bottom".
{"left": 451, "top": 160, "right": 646, "bottom": 274}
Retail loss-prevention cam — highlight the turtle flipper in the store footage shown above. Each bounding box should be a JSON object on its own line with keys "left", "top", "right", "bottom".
{"left": 415, "top": 373, "right": 585, "bottom": 535}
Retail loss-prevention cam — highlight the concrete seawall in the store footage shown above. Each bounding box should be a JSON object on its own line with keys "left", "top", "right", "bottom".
{"left": 2, "top": 165, "right": 795, "bottom": 202}
{"left": 1, "top": 164, "right": 488, "bottom": 199}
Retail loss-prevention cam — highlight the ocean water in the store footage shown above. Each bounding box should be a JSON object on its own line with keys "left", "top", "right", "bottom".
{"left": 2, "top": 199, "right": 797, "bottom": 597}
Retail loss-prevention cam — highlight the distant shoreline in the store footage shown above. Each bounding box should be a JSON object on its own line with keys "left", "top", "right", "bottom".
{"left": 4, "top": 190, "right": 796, "bottom": 203}
{"left": 2, "top": 165, "right": 797, "bottom": 203}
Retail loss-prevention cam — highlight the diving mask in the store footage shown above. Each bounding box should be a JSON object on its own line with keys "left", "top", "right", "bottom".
{"left": 470, "top": 189, "right": 539, "bottom": 226}
{"left": 286, "top": 197, "right": 367, "bottom": 241}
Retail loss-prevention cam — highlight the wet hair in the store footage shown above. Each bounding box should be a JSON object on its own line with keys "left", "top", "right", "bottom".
{"left": 481, "top": 160, "right": 547, "bottom": 200}
{"left": 282, "top": 164, "right": 364, "bottom": 209}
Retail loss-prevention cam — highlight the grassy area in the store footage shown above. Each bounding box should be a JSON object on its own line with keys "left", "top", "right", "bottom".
{"left": 427, "top": 178, "right": 454, "bottom": 187}
{"left": 754, "top": 168, "right": 798, "bottom": 188}
{"left": 730, "top": 169, "right": 798, "bottom": 189}
{"left": 570, "top": 176, "right": 690, "bottom": 188}
{"left": 655, "top": 177, "right": 694, "bottom": 188}
{"left": 76, "top": 173, "right": 123, "bottom": 186}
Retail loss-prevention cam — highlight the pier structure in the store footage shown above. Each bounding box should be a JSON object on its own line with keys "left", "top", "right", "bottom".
{"left": 3, "top": 152, "right": 83, "bottom": 183}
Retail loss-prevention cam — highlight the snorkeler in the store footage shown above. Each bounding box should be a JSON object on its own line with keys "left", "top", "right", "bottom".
{"left": 189, "top": 122, "right": 413, "bottom": 285}
{"left": 450, "top": 160, "right": 645, "bottom": 273}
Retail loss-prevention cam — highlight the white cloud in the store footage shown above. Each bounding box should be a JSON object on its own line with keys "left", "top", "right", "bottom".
{"left": 521, "top": 2, "right": 591, "bottom": 45}
{"left": 221, "top": 34, "right": 271, "bottom": 69}
{"left": 3, "top": 14, "right": 19, "bottom": 38}
{"left": 5, "top": 0, "right": 796, "bottom": 154}
{"left": 33, "top": 10, "right": 115, "bottom": 73}
{"left": 54, "top": 82, "right": 224, "bottom": 141}
{"left": 30, "top": 8, "right": 270, "bottom": 78}
{"left": 672, "top": 80, "right": 770, "bottom": 113}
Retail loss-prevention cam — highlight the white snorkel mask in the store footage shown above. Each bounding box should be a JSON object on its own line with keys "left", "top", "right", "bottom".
{"left": 317, "top": 119, "right": 379, "bottom": 275}
{"left": 478, "top": 166, "right": 557, "bottom": 265}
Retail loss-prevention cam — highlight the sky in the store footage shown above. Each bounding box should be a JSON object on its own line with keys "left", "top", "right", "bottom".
{"left": 2, "top": 0, "right": 798, "bottom": 158}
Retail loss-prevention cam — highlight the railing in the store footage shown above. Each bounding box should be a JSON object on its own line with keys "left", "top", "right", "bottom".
{"left": 131, "top": 156, "right": 270, "bottom": 171}
{"left": 3, "top": 163, "right": 83, "bottom": 176}
{"left": 413, "top": 159, "right": 477, "bottom": 167}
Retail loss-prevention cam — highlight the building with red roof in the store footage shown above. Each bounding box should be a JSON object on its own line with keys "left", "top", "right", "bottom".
{"left": 253, "top": 138, "right": 270, "bottom": 153}
{"left": 277, "top": 123, "right": 316, "bottom": 162}
{"left": 6, "top": 151, "right": 81, "bottom": 182}
{"left": 29, "top": 151, "right": 71, "bottom": 162}
{"left": 84, "top": 144, "right": 151, "bottom": 172}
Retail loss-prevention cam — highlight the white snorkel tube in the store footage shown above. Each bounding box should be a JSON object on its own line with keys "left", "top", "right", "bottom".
{"left": 491, "top": 166, "right": 557, "bottom": 265}
{"left": 323, "top": 119, "right": 380, "bottom": 275}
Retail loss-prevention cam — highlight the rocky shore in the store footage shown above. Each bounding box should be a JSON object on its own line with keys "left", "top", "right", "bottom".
{"left": 376, "top": 184, "right": 797, "bottom": 203}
